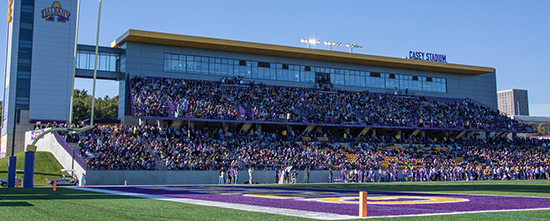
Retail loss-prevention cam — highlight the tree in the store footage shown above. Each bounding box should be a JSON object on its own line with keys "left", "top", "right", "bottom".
{"left": 71, "top": 89, "right": 118, "bottom": 124}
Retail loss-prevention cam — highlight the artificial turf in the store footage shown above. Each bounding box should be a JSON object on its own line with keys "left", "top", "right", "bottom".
{"left": 1, "top": 180, "right": 549, "bottom": 220}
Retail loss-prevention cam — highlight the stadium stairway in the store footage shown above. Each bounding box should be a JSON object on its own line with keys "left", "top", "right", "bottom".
{"left": 303, "top": 125, "right": 315, "bottom": 134}
{"left": 240, "top": 123, "right": 253, "bottom": 133}
{"left": 170, "top": 120, "right": 183, "bottom": 129}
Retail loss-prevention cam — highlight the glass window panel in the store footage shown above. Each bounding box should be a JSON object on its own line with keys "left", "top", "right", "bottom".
{"left": 87, "top": 52, "right": 94, "bottom": 69}
{"left": 345, "top": 73, "right": 352, "bottom": 86}
{"left": 110, "top": 56, "right": 117, "bottom": 71}
{"left": 292, "top": 69, "right": 300, "bottom": 82}
{"left": 252, "top": 66, "right": 259, "bottom": 78}
{"left": 244, "top": 66, "right": 251, "bottom": 78}
{"left": 100, "top": 54, "right": 109, "bottom": 71}
{"left": 210, "top": 63, "right": 221, "bottom": 75}
{"left": 238, "top": 66, "right": 246, "bottom": 77}
{"left": 331, "top": 73, "right": 344, "bottom": 85}
{"left": 178, "top": 55, "right": 186, "bottom": 72}
{"left": 300, "top": 71, "right": 313, "bottom": 83}
{"left": 201, "top": 61, "right": 208, "bottom": 74}
{"left": 78, "top": 52, "right": 87, "bottom": 69}
{"left": 171, "top": 57, "right": 179, "bottom": 72}
{"left": 356, "top": 75, "right": 365, "bottom": 87}
{"left": 234, "top": 64, "right": 240, "bottom": 76}
{"left": 187, "top": 60, "right": 194, "bottom": 73}
{"left": 194, "top": 61, "right": 201, "bottom": 73}
{"left": 277, "top": 69, "right": 286, "bottom": 81}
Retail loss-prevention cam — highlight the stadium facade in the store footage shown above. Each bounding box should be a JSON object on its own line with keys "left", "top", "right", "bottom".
{"left": 1, "top": 0, "right": 498, "bottom": 157}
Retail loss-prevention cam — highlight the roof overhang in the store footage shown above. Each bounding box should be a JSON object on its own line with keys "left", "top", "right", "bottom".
{"left": 112, "top": 29, "right": 495, "bottom": 75}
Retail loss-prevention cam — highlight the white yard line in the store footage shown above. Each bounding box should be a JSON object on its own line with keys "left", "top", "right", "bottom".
{"left": 363, "top": 207, "right": 550, "bottom": 219}
{"left": 78, "top": 187, "right": 358, "bottom": 220}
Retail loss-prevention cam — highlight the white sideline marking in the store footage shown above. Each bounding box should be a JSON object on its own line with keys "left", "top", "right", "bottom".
{"left": 77, "top": 187, "right": 358, "bottom": 220}
{"left": 75, "top": 187, "right": 550, "bottom": 220}
{"left": 362, "top": 207, "right": 550, "bottom": 219}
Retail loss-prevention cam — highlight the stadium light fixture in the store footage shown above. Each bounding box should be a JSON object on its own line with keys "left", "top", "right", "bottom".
{"left": 324, "top": 41, "right": 342, "bottom": 51}
{"left": 301, "top": 39, "right": 320, "bottom": 49}
{"left": 345, "top": 44, "right": 362, "bottom": 53}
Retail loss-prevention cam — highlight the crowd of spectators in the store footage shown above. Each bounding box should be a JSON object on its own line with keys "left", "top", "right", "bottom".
{"left": 130, "top": 76, "right": 533, "bottom": 132}
{"left": 343, "top": 136, "right": 550, "bottom": 182}
{"left": 75, "top": 125, "right": 159, "bottom": 170}
{"left": 74, "top": 124, "right": 550, "bottom": 185}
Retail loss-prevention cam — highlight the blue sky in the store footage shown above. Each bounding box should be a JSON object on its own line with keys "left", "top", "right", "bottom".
{"left": 1, "top": 1, "right": 549, "bottom": 116}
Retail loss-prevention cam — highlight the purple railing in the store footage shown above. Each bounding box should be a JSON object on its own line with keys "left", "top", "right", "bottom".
{"left": 128, "top": 75, "right": 137, "bottom": 118}
{"left": 167, "top": 99, "right": 176, "bottom": 117}
{"left": 53, "top": 132, "right": 87, "bottom": 169}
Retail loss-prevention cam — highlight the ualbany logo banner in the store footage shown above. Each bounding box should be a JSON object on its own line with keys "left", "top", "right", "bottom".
{"left": 42, "top": 1, "right": 70, "bottom": 22}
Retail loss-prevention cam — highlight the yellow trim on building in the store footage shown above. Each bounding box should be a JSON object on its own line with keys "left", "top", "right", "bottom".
{"left": 112, "top": 29, "right": 494, "bottom": 75}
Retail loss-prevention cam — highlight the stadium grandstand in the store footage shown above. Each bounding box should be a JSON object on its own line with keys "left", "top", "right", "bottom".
{"left": 2, "top": 10, "right": 547, "bottom": 184}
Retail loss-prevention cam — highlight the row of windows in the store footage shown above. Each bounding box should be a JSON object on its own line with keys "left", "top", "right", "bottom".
{"left": 15, "top": 0, "right": 35, "bottom": 110}
{"left": 164, "top": 53, "right": 447, "bottom": 93}
{"left": 76, "top": 51, "right": 120, "bottom": 72}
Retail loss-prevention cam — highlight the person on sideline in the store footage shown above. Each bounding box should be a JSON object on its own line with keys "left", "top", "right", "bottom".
{"left": 248, "top": 167, "right": 254, "bottom": 184}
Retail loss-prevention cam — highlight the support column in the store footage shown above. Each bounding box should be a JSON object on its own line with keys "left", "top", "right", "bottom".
{"left": 256, "top": 124, "right": 262, "bottom": 134}
{"left": 7, "top": 156, "right": 16, "bottom": 188}
{"left": 23, "top": 145, "right": 36, "bottom": 188}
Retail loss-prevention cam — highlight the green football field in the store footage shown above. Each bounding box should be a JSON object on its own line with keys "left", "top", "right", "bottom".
{"left": 1, "top": 180, "right": 550, "bottom": 221}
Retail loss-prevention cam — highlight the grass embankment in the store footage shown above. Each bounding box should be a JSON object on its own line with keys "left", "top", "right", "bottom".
{"left": 0, "top": 151, "right": 70, "bottom": 186}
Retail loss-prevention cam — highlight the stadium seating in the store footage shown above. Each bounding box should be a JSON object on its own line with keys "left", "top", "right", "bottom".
{"left": 129, "top": 76, "right": 534, "bottom": 133}
{"left": 74, "top": 124, "right": 550, "bottom": 183}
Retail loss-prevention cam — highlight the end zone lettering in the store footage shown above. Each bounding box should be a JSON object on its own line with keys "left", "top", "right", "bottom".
{"left": 409, "top": 51, "right": 447, "bottom": 63}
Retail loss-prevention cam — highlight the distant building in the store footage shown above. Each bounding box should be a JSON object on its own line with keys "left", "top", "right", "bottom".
{"left": 498, "top": 89, "right": 529, "bottom": 116}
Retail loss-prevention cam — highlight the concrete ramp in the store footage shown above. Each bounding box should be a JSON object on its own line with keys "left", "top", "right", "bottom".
{"left": 25, "top": 129, "right": 87, "bottom": 185}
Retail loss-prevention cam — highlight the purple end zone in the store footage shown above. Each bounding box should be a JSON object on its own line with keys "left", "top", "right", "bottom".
{"left": 86, "top": 186, "right": 550, "bottom": 217}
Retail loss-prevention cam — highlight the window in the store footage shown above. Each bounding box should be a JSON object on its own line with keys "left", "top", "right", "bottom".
{"left": 161, "top": 53, "right": 447, "bottom": 93}
{"left": 385, "top": 73, "right": 399, "bottom": 89}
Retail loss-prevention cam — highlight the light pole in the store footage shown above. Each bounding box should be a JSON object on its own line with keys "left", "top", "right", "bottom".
{"left": 301, "top": 39, "right": 320, "bottom": 49}
{"left": 324, "top": 41, "right": 342, "bottom": 51}
{"left": 346, "top": 44, "right": 362, "bottom": 53}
